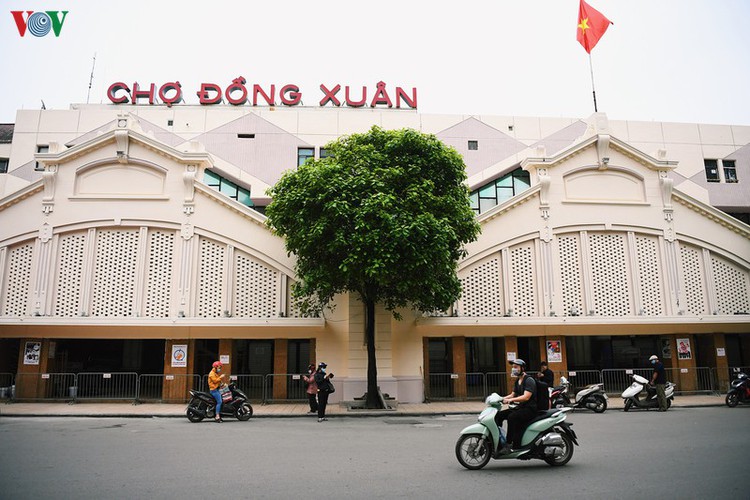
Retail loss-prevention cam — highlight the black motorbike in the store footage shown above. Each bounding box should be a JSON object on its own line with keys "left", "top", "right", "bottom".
{"left": 186, "top": 384, "right": 253, "bottom": 422}
{"left": 725, "top": 372, "right": 750, "bottom": 407}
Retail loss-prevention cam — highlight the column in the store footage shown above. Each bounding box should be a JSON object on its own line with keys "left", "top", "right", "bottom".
{"left": 713, "top": 333, "right": 730, "bottom": 392}
{"left": 162, "top": 339, "right": 191, "bottom": 402}
{"left": 504, "top": 336, "right": 518, "bottom": 394}
{"left": 16, "top": 338, "right": 50, "bottom": 399}
{"left": 543, "top": 336, "right": 568, "bottom": 386}
{"left": 674, "top": 334, "right": 698, "bottom": 392}
{"left": 273, "top": 339, "right": 288, "bottom": 399}
{"left": 451, "top": 336, "right": 466, "bottom": 400}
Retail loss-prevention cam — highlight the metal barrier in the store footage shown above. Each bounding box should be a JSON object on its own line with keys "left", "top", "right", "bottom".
{"left": 0, "top": 372, "right": 14, "bottom": 399}
{"left": 136, "top": 374, "right": 201, "bottom": 403}
{"left": 465, "top": 372, "right": 486, "bottom": 400}
{"left": 75, "top": 372, "right": 138, "bottom": 401}
{"left": 555, "top": 370, "right": 603, "bottom": 390}
{"left": 426, "top": 373, "right": 455, "bottom": 400}
{"left": 230, "top": 374, "right": 266, "bottom": 403}
{"left": 264, "top": 374, "right": 308, "bottom": 402}
{"left": 664, "top": 367, "right": 715, "bottom": 394}
{"left": 485, "top": 372, "right": 508, "bottom": 396}
{"left": 601, "top": 368, "right": 653, "bottom": 395}
{"left": 12, "top": 373, "right": 77, "bottom": 401}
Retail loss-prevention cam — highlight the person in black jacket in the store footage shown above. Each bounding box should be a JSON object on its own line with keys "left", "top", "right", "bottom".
{"left": 314, "top": 362, "right": 334, "bottom": 422}
{"left": 538, "top": 361, "right": 554, "bottom": 386}
{"left": 495, "top": 359, "right": 537, "bottom": 454}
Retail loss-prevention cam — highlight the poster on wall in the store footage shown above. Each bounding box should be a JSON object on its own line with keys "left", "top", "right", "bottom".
{"left": 660, "top": 339, "right": 672, "bottom": 359}
{"left": 23, "top": 341, "right": 41, "bottom": 365}
{"left": 171, "top": 344, "right": 188, "bottom": 368}
{"left": 546, "top": 340, "right": 562, "bottom": 363}
{"left": 677, "top": 338, "right": 692, "bottom": 360}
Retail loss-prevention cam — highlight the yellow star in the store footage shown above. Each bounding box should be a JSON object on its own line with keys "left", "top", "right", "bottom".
{"left": 578, "top": 17, "right": 590, "bottom": 32}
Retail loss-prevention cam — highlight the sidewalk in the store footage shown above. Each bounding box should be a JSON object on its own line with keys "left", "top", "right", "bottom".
{"left": 0, "top": 394, "right": 726, "bottom": 418}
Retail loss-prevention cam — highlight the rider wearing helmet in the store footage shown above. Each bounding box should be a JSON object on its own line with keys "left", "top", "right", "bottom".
{"left": 208, "top": 361, "right": 226, "bottom": 423}
{"left": 495, "top": 358, "right": 537, "bottom": 454}
{"left": 649, "top": 354, "right": 667, "bottom": 412}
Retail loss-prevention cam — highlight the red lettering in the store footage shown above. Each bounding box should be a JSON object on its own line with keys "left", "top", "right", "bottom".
{"left": 319, "top": 84, "right": 341, "bottom": 107}
{"left": 280, "top": 84, "right": 301, "bottom": 106}
{"left": 107, "top": 82, "right": 130, "bottom": 104}
{"left": 225, "top": 77, "right": 248, "bottom": 105}
{"left": 131, "top": 82, "right": 155, "bottom": 105}
{"left": 158, "top": 82, "right": 182, "bottom": 107}
{"left": 11, "top": 11, "right": 33, "bottom": 37}
{"left": 370, "top": 81, "right": 392, "bottom": 108}
{"left": 252, "top": 84, "right": 275, "bottom": 106}
{"left": 395, "top": 87, "right": 417, "bottom": 109}
{"left": 197, "top": 83, "right": 222, "bottom": 105}
{"left": 345, "top": 86, "right": 367, "bottom": 107}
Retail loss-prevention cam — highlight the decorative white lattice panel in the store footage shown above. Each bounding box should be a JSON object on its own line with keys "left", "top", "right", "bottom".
{"left": 459, "top": 257, "right": 502, "bottom": 316}
{"left": 558, "top": 235, "right": 583, "bottom": 316}
{"left": 510, "top": 244, "right": 537, "bottom": 317}
{"left": 589, "top": 233, "right": 631, "bottom": 316}
{"left": 197, "top": 238, "right": 226, "bottom": 317}
{"left": 680, "top": 244, "right": 707, "bottom": 315}
{"left": 91, "top": 229, "right": 139, "bottom": 317}
{"left": 711, "top": 256, "right": 749, "bottom": 314}
{"left": 234, "top": 251, "right": 278, "bottom": 318}
{"left": 54, "top": 233, "right": 86, "bottom": 316}
{"left": 635, "top": 236, "right": 664, "bottom": 316}
{"left": 2, "top": 242, "right": 34, "bottom": 316}
{"left": 145, "top": 230, "right": 175, "bottom": 318}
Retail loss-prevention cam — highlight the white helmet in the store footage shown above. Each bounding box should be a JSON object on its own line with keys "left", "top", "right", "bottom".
{"left": 649, "top": 355, "right": 659, "bottom": 361}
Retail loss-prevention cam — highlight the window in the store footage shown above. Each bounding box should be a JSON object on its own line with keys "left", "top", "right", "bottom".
{"left": 167, "top": 120, "right": 174, "bottom": 127}
{"left": 0, "top": 158, "right": 8, "bottom": 174}
{"left": 35, "top": 145, "right": 49, "bottom": 171}
{"left": 469, "top": 168, "right": 532, "bottom": 215}
{"left": 237, "top": 133, "right": 255, "bottom": 139}
{"left": 468, "top": 140, "right": 478, "bottom": 151}
{"left": 203, "top": 169, "right": 253, "bottom": 207}
{"left": 319, "top": 147, "right": 332, "bottom": 159}
{"left": 704, "top": 159, "right": 720, "bottom": 182}
{"left": 723, "top": 160, "right": 738, "bottom": 183}
{"left": 297, "top": 147, "right": 314, "bottom": 167}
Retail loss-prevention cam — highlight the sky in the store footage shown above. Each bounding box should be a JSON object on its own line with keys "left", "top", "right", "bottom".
{"left": 1, "top": 0, "right": 749, "bottom": 125}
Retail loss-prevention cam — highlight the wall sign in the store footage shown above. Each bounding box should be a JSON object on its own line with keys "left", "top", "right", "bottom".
{"left": 677, "top": 338, "right": 692, "bottom": 360}
{"left": 23, "top": 341, "right": 41, "bottom": 365}
{"left": 106, "top": 78, "right": 417, "bottom": 109}
{"left": 546, "top": 340, "right": 562, "bottom": 363}
{"left": 171, "top": 344, "right": 187, "bottom": 368}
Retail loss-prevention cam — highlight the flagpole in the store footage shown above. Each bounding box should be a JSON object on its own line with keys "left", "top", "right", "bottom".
{"left": 588, "top": 53, "right": 598, "bottom": 112}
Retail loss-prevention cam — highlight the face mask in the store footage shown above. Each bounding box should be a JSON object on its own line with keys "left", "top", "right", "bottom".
{"left": 511, "top": 367, "right": 520, "bottom": 377}
{"left": 216, "top": 368, "right": 221, "bottom": 372}
{"left": 651, "top": 360, "right": 656, "bottom": 365}
{"left": 320, "top": 368, "right": 326, "bottom": 374}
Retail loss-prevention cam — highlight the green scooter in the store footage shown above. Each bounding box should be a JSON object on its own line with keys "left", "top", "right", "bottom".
{"left": 455, "top": 393, "right": 579, "bottom": 470}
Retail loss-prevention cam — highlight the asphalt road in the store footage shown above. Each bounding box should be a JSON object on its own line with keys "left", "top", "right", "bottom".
{"left": 0, "top": 406, "right": 747, "bottom": 499}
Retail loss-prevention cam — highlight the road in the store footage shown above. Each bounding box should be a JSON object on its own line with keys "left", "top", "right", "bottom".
{"left": 0, "top": 407, "right": 747, "bottom": 499}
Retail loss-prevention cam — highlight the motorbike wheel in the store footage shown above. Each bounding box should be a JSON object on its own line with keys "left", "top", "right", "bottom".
{"left": 592, "top": 395, "right": 607, "bottom": 413}
{"left": 455, "top": 434, "right": 492, "bottom": 470}
{"left": 186, "top": 408, "right": 204, "bottom": 423}
{"left": 237, "top": 403, "right": 253, "bottom": 421}
{"left": 726, "top": 392, "right": 739, "bottom": 408}
{"left": 623, "top": 399, "right": 633, "bottom": 412}
{"left": 543, "top": 432, "right": 574, "bottom": 466}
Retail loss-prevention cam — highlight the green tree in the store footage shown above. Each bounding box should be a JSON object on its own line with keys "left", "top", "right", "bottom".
{"left": 266, "top": 126, "right": 480, "bottom": 408}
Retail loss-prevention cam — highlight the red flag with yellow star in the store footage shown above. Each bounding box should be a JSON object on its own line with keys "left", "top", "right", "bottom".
{"left": 577, "top": 0, "right": 613, "bottom": 53}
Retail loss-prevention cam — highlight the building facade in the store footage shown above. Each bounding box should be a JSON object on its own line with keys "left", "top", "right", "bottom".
{"left": 0, "top": 104, "right": 748, "bottom": 403}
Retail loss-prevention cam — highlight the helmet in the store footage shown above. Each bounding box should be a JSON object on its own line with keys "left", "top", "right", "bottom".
{"left": 212, "top": 361, "right": 223, "bottom": 369}
{"left": 649, "top": 355, "right": 658, "bottom": 361}
{"left": 509, "top": 358, "right": 526, "bottom": 368}
{"left": 318, "top": 362, "right": 327, "bottom": 368}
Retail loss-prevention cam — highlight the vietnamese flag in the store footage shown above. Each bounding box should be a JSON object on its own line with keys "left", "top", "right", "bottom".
{"left": 577, "top": 0, "right": 613, "bottom": 53}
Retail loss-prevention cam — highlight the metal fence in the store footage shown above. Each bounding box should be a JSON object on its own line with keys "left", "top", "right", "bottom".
{"left": 554, "top": 370, "right": 603, "bottom": 390}
{"left": 485, "top": 372, "right": 509, "bottom": 396}
{"left": 426, "top": 373, "right": 455, "bottom": 400}
{"left": 229, "top": 374, "right": 267, "bottom": 402}
{"left": 136, "top": 374, "right": 202, "bottom": 403}
{"left": 75, "top": 372, "right": 138, "bottom": 401}
{"left": 263, "top": 374, "right": 309, "bottom": 402}
{"left": 0, "top": 373, "right": 14, "bottom": 399}
{"left": 601, "top": 368, "right": 654, "bottom": 395}
{"left": 12, "top": 373, "right": 77, "bottom": 401}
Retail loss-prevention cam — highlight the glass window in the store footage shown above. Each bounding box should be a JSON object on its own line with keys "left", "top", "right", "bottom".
{"left": 496, "top": 186, "right": 514, "bottom": 204}
{"left": 723, "top": 160, "right": 738, "bottom": 183}
{"left": 468, "top": 140, "right": 478, "bottom": 151}
{"left": 513, "top": 172, "right": 531, "bottom": 191}
{"left": 469, "top": 192, "right": 479, "bottom": 211}
{"left": 479, "top": 183, "right": 496, "bottom": 199}
{"left": 35, "top": 145, "right": 49, "bottom": 171}
{"left": 0, "top": 158, "right": 8, "bottom": 174}
{"left": 204, "top": 169, "right": 221, "bottom": 187}
{"left": 298, "top": 147, "right": 314, "bottom": 167}
{"left": 479, "top": 198, "right": 497, "bottom": 213}
{"left": 704, "top": 159, "right": 719, "bottom": 182}
{"left": 220, "top": 179, "right": 238, "bottom": 198}
{"left": 496, "top": 175, "right": 513, "bottom": 188}
{"left": 319, "top": 148, "right": 332, "bottom": 159}
{"left": 237, "top": 189, "right": 253, "bottom": 207}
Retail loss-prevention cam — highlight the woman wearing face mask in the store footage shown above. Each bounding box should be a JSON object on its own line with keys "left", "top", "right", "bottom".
{"left": 314, "top": 362, "right": 334, "bottom": 422}
{"left": 208, "top": 361, "right": 226, "bottom": 423}
{"left": 493, "top": 359, "right": 537, "bottom": 454}
{"left": 302, "top": 363, "right": 318, "bottom": 414}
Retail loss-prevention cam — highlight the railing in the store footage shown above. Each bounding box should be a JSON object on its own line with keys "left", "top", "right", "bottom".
{"left": 136, "top": 374, "right": 202, "bottom": 403}
{"left": 485, "top": 372, "right": 508, "bottom": 396}
{"left": 0, "top": 373, "right": 14, "bottom": 399}
{"left": 12, "top": 373, "right": 77, "bottom": 401}
{"left": 229, "top": 374, "right": 266, "bottom": 403}
{"left": 554, "top": 370, "right": 604, "bottom": 390}
{"left": 75, "top": 372, "right": 138, "bottom": 401}
{"left": 601, "top": 368, "right": 654, "bottom": 395}
{"left": 425, "top": 373, "right": 455, "bottom": 400}
{"left": 264, "top": 374, "right": 309, "bottom": 402}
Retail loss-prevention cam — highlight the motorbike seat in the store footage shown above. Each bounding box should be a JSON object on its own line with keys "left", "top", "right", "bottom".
{"left": 529, "top": 409, "right": 558, "bottom": 424}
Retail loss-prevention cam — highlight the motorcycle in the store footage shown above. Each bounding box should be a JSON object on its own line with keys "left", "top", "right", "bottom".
{"left": 186, "top": 383, "right": 254, "bottom": 422}
{"left": 455, "top": 393, "right": 579, "bottom": 470}
{"left": 725, "top": 372, "right": 750, "bottom": 407}
{"left": 550, "top": 376, "right": 608, "bottom": 413}
{"left": 621, "top": 374, "right": 675, "bottom": 411}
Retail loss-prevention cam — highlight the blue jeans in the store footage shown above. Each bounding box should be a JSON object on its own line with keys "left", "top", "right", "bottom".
{"left": 210, "top": 389, "right": 223, "bottom": 416}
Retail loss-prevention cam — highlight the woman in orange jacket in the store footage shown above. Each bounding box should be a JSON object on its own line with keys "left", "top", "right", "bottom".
{"left": 208, "top": 361, "right": 226, "bottom": 423}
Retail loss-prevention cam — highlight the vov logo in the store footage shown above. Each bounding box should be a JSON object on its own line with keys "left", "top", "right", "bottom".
{"left": 11, "top": 10, "right": 69, "bottom": 37}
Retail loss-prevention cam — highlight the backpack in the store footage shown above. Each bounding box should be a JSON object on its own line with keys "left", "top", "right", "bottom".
{"left": 535, "top": 379, "right": 550, "bottom": 411}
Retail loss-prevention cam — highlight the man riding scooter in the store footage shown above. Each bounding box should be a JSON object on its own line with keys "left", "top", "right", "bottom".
{"left": 495, "top": 359, "right": 537, "bottom": 454}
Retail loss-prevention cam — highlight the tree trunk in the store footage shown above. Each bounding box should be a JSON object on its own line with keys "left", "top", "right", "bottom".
{"left": 364, "top": 297, "right": 384, "bottom": 408}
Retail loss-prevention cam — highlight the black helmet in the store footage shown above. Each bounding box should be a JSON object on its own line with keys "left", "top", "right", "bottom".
{"left": 509, "top": 358, "right": 526, "bottom": 368}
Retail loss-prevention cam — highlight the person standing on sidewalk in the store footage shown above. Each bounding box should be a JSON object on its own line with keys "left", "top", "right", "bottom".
{"left": 314, "top": 362, "right": 334, "bottom": 422}
{"left": 649, "top": 354, "right": 668, "bottom": 412}
{"left": 302, "top": 363, "right": 318, "bottom": 414}
{"left": 537, "top": 361, "right": 554, "bottom": 386}
{"left": 208, "top": 361, "right": 226, "bottom": 423}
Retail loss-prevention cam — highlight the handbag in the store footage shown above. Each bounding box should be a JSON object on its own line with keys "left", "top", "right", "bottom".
{"left": 327, "top": 380, "right": 335, "bottom": 394}
{"left": 219, "top": 386, "right": 232, "bottom": 402}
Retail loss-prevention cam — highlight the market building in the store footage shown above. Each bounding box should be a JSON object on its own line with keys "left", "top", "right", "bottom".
{"left": 0, "top": 98, "right": 748, "bottom": 404}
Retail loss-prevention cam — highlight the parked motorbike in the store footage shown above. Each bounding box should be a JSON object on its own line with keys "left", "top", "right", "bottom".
{"left": 455, "top": 393, "right": 579, "bottom": 470}
{"left": 550, "top": 376, "right": 608, "bottom": 413}
{"left": 621, "top": 374, "right": 675, "bottom": 411}
{"left": 725, "top": 372, "right": 750, "bottom": 407}
{"left": 186, "top": 383, "right": 253, "bottom": 422}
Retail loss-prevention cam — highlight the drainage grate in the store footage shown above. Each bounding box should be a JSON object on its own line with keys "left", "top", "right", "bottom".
{"left": 383, "top": 419, "right": 423, "bottom": 425}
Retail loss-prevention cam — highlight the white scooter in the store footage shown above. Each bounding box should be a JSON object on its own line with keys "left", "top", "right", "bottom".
{"left": 621, "top": 374, "right": 676, "bottom": 411}
{"left": 550, "top": 376, "right": 608, "bottom": 413}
